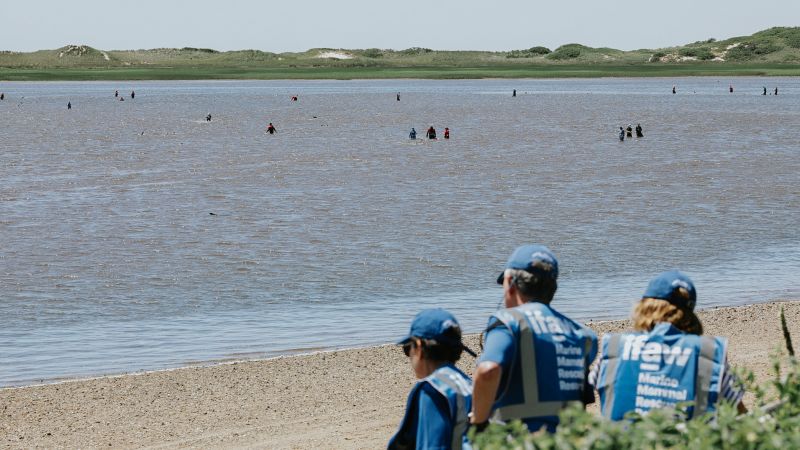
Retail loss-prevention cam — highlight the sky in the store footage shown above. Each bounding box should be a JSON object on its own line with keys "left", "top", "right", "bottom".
{"left": 3, "top": 0, "right": 798, "bottom": 53}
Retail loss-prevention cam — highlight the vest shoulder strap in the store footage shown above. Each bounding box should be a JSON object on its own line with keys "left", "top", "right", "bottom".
{"left": 692, "top": 335, "right": 719, "bottom": 417}
{"left": 426, "top": 368, "right": 470, "bottom": 450}
{"left": 600, "top": 334, "right": 622, "bottom": 418}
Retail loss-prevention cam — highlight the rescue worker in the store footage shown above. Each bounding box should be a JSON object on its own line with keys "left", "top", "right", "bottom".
{"left": 206, "top": 114, "right": 212, "bottom": 122}
{"left": 388, "top": 309, "right": 475, "bottom": 450}
{"left": 471, "top": 245, "right": 598, "bottom": 434}
{"left": 426, "top": 126, "right": 437, "bottom": 140}
{"left": 444, "top": 128, "right": 450, "bottom": 139}
{"left": 266, "top": 123, "right": 277, "bottom": 134}
{"left": 131, "top": 90, "right": 135, "bottom": 99}
{"left": 593, "top": 270, "right": 745, "bottom": 420}
{"left": 409, "top": 127, "right": 417, "bottom": 140}
{"left": 619, "top": 127, "right": 625, "bottom": 142}
{"left": 67, "top": 101, "right": 72, "bottom": 110}
{"left": 626, "top": 125, "right": 633, "bottom": 138}
{"left": 635, "top": 123, "right": 644, "bottom": 138}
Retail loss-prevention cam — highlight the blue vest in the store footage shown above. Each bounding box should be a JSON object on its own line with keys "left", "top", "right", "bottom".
{"left": 488, "top": 302, "right": 597, "bottom": 431}
{"left": 388, "top": 365, "right": 473, "bottom": 450}
{"left": 596, "top": 323, "right": 726, "bottom": 420}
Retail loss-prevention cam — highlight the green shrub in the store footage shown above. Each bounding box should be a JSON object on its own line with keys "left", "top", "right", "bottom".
{"left": 506, "top": 46, "right": 551, "bottom": 59}
{"left": 679, "top": 47, "right": 715, "bottom": 60}
{"left": 754, "top": 26, "right": 800, "bottom": 47}
{"left": 181, "top": 47, "right": 218, "bottom": 53}
{"left": 470, "top": 316, "right": 800, "bottom": 450}
{"left": 399, "top": 47, "right": 433, "bottom": 56}
{"left": 784, "top": 32, "right": 800, "bottom": 49}
{"left": 727, "top": 41, "right": 783, "bottom": 60}
{"left": 547, "top": 44, "right": 583, "bottom": 60}
{"left": 361, "top": 48, "right": 383, "bottom": 58}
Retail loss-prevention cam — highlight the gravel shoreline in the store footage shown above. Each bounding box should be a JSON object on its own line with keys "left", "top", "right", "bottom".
{"left": 2, "top": 300, "right": 798, "bottom": 449}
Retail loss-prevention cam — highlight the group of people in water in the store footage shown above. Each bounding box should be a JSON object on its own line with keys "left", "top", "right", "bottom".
{"left": 389, "top": 244, "right": 745, "bottom": 449}
{"left": 672, "top": 84, "right": 780, "bottom": 95}
{"left": 619, "top": 123, "right": 644, "bottom": 141}
{"left": 409, "top": 126, "right": 450, "bottom": 140}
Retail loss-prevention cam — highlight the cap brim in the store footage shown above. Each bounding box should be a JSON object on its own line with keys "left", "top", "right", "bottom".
{"left": 462, "top": 345, "right": 477, "bottom": 358}
{"left": 496, "top": 272, "right": 504, "bottom": 284}
{"left": 397, "top": 336, "right": 412, "bottom": 345}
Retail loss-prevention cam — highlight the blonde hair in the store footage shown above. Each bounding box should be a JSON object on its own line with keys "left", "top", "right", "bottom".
{"left": 632, "top": 296, "right": 703, "bottom": 335}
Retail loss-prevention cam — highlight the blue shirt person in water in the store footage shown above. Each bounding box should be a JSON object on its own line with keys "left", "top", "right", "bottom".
{"left": 471, "top": 245, "right": 597, "bottom": 434}
{"left": 592, "top": 270, "right": 745, "bottom": 420}
{"left": 388, "top": 309, "right": 475, "bottom": 450}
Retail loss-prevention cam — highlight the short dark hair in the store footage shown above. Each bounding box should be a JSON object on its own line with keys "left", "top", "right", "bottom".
{"left": 417, "top": 326, "right": 463, "bottom": 363}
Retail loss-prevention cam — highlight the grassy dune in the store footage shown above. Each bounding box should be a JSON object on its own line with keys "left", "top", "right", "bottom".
{"left": 1, "top": 27, "right": 799, "bottom": 80}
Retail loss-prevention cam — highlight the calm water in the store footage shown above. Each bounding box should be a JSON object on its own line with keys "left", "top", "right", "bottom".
{"left": 1, "top": 78, "right": 798, "bottom": 387}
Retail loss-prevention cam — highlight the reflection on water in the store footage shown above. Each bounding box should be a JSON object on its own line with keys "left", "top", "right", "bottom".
{"left": 1, "top": 78, "right": 799, "bottom": 386}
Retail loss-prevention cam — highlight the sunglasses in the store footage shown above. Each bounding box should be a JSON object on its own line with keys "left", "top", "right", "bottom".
{"left": 402, "top": 341, "right": 416, "bottom": 357}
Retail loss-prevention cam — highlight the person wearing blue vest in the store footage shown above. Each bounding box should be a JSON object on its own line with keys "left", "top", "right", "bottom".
{"left": 594, "top": 270, "right": 745, "bottom": 420}
{"left": 470, "top": 244, "right": 598, "bottom": 433}
{"left": 388, "top": 309, "right": 476, "bottom": 450}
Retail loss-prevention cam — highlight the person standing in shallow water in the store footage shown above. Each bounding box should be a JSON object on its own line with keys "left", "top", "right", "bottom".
{"left": 513, "top": 89, "right": 516, "bottom": 97}
{"left": 444, "top": 128, "right": 450, "bottom": 139}
{"left": 409, "top": 128, "right": 417, "bottom": 140}
{"left": 626, "top": 125, "right": 633, "bottom": 138}
{"left": 266, "top": 123, "right": 276, "bottom": 134}
{"left": 775, "top": 87, "right": 779, "bottom": 96}
{"left": 672, "top": 85, "right": 676, "bottom": 94}
{"left": 67, "top": 101, "right": 71, "bottom": 110}
{"left": 635, "top": 124, "right": 643, "bottom": 138}
{"left": 619, "top": 127, "right": 625, "bottom": 141}
{"left": 426, "top": 126, "right": 437, "bottom": 140}
{"left": 131, "top": 91, "right": 135, "bottom": 99}
{"left": 763, "top": 87, "right": 767, "bottom": 96}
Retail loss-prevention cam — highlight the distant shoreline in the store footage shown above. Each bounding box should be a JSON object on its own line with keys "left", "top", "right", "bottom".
{"left": 2, "top": 300, "right": 797, "bottom": 449}
{"left": 1, "top": 63, "right": 800, "bottom": 81}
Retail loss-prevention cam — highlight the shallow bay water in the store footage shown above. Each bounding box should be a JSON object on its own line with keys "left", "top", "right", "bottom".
{"left": 1, "top": 78, "right": 798, "bottom": 386}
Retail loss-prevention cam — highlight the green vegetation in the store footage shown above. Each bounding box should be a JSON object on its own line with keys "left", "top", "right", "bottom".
{"left": 470, "top": 308, "right": 800, "bottom": 449}
{"left": 1, "top": 27, "right": 799, "bottom": 80}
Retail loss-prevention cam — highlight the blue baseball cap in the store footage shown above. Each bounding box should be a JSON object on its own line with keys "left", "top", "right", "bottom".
{"left": 642, "top": 270, "right": 697, "bottom": 310}
{"left": 398, "top": 309, "right": 476, "bottom": 357}
{"left": 497, "top": 244, "right": 559, "bottom": 284}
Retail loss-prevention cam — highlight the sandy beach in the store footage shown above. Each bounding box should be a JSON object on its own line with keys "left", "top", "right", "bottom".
{"left": 2, "top": 300, "right": 798, "bottom": 449}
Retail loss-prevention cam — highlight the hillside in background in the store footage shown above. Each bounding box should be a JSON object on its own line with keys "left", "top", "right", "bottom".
{"left": 1, "top": 27, "right": 798, "bottom": 79}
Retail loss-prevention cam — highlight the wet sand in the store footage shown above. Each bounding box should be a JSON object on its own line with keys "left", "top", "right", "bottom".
{"left": 2, "top": 300, "right": 798, "bottom": 449}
